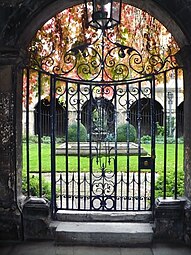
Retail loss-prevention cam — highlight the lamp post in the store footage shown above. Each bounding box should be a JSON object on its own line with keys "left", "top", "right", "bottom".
{"left": 84, "top": 0, "right": 122, "bottom": 32}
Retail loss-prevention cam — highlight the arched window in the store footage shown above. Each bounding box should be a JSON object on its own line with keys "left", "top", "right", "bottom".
{"left": 81, "top": 98, "right": 115, "bottom": 140}
{"left": 34, "top": 98, "right": 66, "bottom": 137}
{"left": 130, "top": 98, "right": 163, "bottom": 136}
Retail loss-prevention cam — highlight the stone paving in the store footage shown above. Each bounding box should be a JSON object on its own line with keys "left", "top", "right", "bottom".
{"left": 1, "top": 241, "right": 191, "bottom": 255}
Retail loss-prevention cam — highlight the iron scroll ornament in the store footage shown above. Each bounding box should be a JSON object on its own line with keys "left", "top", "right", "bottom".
{"left": 29, "top": 30, "right": 177, "bottom": 82}
{"left": 59, "top": 40, "right": 145, "bottom": 81}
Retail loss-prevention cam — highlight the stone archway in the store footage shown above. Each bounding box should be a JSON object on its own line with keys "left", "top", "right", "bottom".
{"left": 14, "top": 1, "right": 190, "bottom": 206}
{"left": 13, "top": 1, "right": 190, "bottom": 204}
{"left": 1, "top": 0, "right": 191, "bottom": 242}
{"left": 16, "top": 0, "right": 188, "bottom": 49}
{"left": 20, "top": 1, "right": 185, "bottom": 214}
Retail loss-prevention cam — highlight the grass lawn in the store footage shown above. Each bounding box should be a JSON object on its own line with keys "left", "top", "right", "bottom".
{"left": 22, "top": 143, "right": 184, "bottom": 174}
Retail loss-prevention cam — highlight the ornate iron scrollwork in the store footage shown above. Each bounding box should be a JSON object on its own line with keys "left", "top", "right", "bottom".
{"left": 29, "top": 28, "right": 177, "bottom": 82}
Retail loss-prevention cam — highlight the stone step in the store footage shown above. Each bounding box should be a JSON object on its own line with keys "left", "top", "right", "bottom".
{"left": 56, "top": 210, "right": 153, "bottom": 223}
{"left": 55, "top": 222, "right": 153, "bottom": 247}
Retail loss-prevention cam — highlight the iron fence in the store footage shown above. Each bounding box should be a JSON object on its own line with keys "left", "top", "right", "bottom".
{"left": 23, "top": 67, "right": 184, "bottom": 215}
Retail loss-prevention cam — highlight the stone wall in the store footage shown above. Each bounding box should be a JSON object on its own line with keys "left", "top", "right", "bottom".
{"left": 0, "top": 90, "right": 21, "bottom": 240}
{"left": 154, "top": 198, "right": 186, "bottom": 243}
{"left": 0, "top": 0, "right": 191, "bottom": 242}
{"left": 184, "top": 199, "right": 191, "bottom": 246}
{"left": 22, "top": 197, "right": 52, "bottom": 240}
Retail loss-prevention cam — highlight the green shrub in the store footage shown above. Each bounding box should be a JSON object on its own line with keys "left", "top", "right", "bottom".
{"left": 22, "top": 135, "right": 38, "bottom": 143}
{"left": 41, "top": 136, "right": 51, "bottom": 144}
{"left": 104, "top": 133, "right": 115, "bottom": 142}
{"left": 22, "top": 135, "right": 51, "bottom": 144}
{"left": 156, "top": 122, "right": 165, "bottom": 136}
{"left": 141, "top": 135, "right": 151, "bottom": 144}
{"left": 155, "top": 135, "right": 165, "bottom": 144}
{"left": 155, "top": 135, "right": 184, "bottom": 144}
{"left": 56, "top": 137, "right": 65, "bottom": 144}
{"left": 22, "top": 175, "right": 51, "bottom": 200}
{"left": 155, "top": 169, "right": 184, "bottom": 198}
{"left": 117, "top": 123, "right": 137, "bottom": 142}
{"left": 178, "top": 137, "right": 184, "bottom": 144}
{"left": 68, "top": 122, "right": 88, "bottom": 142}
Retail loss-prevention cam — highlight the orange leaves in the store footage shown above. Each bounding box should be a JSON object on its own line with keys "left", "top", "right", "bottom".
{"left": 22, "top": 70, "right": 38, "bottom": 107}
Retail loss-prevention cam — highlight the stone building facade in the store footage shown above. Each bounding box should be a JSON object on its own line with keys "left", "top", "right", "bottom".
{"left": 0, "top": 0, "right": 191, "bottom": 245}
{"left": 22, "top": 80, "right": 184, "bottom": 138}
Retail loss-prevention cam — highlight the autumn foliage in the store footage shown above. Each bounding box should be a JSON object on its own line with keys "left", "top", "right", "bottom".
{"left": 24, "top": 3, "right": 180, "bottom": 104}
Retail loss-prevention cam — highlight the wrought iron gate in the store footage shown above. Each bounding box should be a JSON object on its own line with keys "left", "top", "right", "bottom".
{"left": 23, "top": 5, "right": 183, "bottom": 214}
{"left": 23, "top": 67, "right": 183, "bottom": 214}
{"left": 54, "top": 77, "right": 156, "bottom": 212}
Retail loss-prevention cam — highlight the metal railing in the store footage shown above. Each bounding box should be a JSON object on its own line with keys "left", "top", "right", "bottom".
{"left": 23, "top": 67, "right": 184, "bottom": 215}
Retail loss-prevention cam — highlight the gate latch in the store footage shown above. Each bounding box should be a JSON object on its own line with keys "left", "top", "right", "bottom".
{"left": 140, "top": 157, "right": 152, "bottom": 169}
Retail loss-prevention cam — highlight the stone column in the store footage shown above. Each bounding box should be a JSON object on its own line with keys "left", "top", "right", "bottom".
{"left": 176, "top": 46, "right": 191, "bottom": 245}
{"left": 0, "top": 47, "right": 52, "bottom": 241}
{"left": 177, "top": 47, "right": 191, "bottom": 199}
{"left": 0, "top": 47, "right": 23, "bottom": 240}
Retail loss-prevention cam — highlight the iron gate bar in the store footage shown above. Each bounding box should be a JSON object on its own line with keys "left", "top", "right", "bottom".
{"left": 126, "top": 84, "right": 130, "bottom": 210}
{"left": 144, "top": 173, "right": 147, "bottom": 209}
{"left": 163, "top": 71, "right": 167, "bottom": 199}
{"left": 151, "top": 75, "right": 156, "bottom": 210}
{"left": 114, "top": 84, "right": 117, "bottom": 211}
{"left": 132, "top": 172, "right": 135, "bottom": 210}
{"left": 138, "top": 80, "right": 142, "bottom": 211}
{"left": 89, "top": 83, "right": 93, "bottom": 211}
{"left": 77, "top": 83, "right": 81, "bottom": 210}
{"left": 175, "top": 68, "right": 178, "bottom": 199}
{"left": 65, "top": 81, "right": 69, "bottom": 209}
{"left": 50, "top": 75, "right": 56, "bottom": 217}
{"left": 37, "top": 71, "right": 42, "bottom": 197}
{"left": 26, "top": 68, "right": 30, "bottom": 197}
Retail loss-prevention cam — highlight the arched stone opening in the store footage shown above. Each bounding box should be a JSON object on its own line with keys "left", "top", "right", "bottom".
{"left": 130, "top": 98, "right": 163, "bottom": 136}
{"left": 0, "top": 0, "right": 190, "bottom": 242}
{"left": 81, "top": 98, "right": 115, "bottom": 139}
{"left": 12, "top": 1, "right": 186, "bottom": 205}
{"left": 34, "top": 98, "right": 66, "bottom": 137}
{"left": 18, "top": 1, "right": 185, "bottom": 205}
